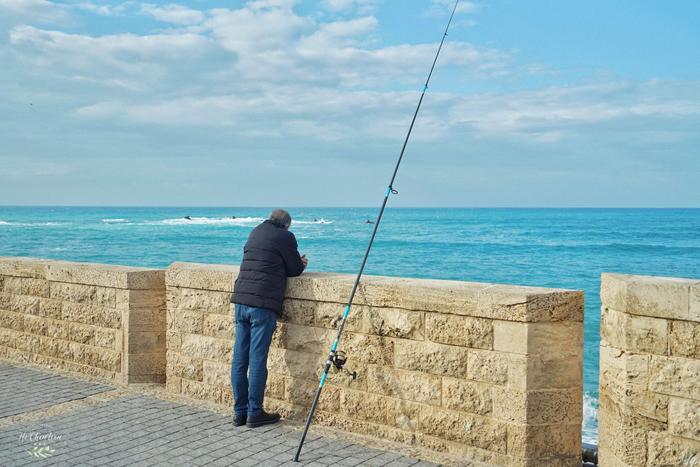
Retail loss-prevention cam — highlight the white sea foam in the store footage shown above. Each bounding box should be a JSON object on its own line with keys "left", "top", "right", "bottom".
{"left": 0, "top": 220, "right": 9, "bottom": 225}
{"left": 102, "top": 218, "right": 129, "bottom": 223}
{"left": 158, "top": 216, "right": 265, "bottom": 226}
{"left": 582, "top": 392, "right": 599, "bottom": 444}
{"left": 295, "top": 218, "right": 333, "bottom": 225}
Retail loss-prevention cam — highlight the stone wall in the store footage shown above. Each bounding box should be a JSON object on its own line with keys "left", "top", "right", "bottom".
{"left": 0, "top": 257, "right": 165, "bottom": 384}
{"left": 599, "top": 273, "right": 700, "bottom": 466}
{"left": 166, "top": 262, "right": 584, "bottom": 466}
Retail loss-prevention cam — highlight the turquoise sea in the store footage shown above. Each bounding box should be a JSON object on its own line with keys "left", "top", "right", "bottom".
{"left": 2, "top": 206, "right": 700, "bottom": 442}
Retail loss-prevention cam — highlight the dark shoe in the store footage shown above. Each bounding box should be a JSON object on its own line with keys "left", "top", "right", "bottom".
{"left": 232, "top": 414, "right": 246, "bottom": 427}
{"left": 246, "top": 411, "right": 280, "bottom": 428}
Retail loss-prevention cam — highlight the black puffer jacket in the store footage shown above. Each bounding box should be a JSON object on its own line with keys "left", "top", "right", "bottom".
{"left": 232, "top": 220, "right": 305, "bottom": 314}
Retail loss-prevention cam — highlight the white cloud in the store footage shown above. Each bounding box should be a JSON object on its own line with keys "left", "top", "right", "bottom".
{"left": 0, "top": 0, "right": 68, "bottom": 23}
{"left": 140, "top": 3, "right": 205, "bottom": 25}
{"left": 321, "top": 0, "right": 376, "bottom": 14}
{"left": 427, "top": 0, "right": 478, "bottom": 16}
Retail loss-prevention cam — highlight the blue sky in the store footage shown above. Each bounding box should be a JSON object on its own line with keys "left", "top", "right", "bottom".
{"left": 1, "top": 0, "right": 698, "bottom": 207}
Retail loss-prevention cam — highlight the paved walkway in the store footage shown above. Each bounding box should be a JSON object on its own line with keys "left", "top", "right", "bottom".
{"left": 0, "top": 362, "right": 437, "bottom": 466}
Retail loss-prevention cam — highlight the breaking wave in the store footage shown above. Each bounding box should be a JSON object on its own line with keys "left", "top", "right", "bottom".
{"left": 158, "top": 216, "right": 265, "bottom": 226}
{"left": 582, "top": 392, "right": 599, "bottom": 444}
{"left": 102, "top": 218, "right": 129, "bottom": 223}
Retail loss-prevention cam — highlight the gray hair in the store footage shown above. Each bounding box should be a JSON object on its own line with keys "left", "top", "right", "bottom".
{"left": 269, "top": 209, "right": 292, "bottom": 229}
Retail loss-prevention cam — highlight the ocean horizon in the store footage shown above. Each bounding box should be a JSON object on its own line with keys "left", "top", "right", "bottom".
{"left": 3, "top": 205, "right": 700, "bottom": 443}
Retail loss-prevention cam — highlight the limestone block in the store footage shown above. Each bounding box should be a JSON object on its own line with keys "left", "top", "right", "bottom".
{"left": 313, "top": 409, "right": 416, "bottom": 447}
{"left": 203, "top": 313, "right": 234, "bottom": 339}
{"left": 493, "top": 320, "right": 582, "bottom": 356}
{"left": 669, "top": 397, "right": 700, "bottom": 442}
{"left": 61, "top": 303, "right": 121, "bottom": 329}
{"left": 50, "top": 282, "right": 97, "bottom": 303}
{"left": 70, "top": 342, "right": 121, "bottom": 372}
{"left": 468, "top": 349, "right": 508, "bottom": 384}
{"left": 601, "top": 308, "right": 669, "bottom": 355}
{"left": 38, "top": 299, "right": 62, "bottom": 319}
{"left": 507, "top": 354, "right": 582, "bottom": 391}
{"left": 601, "top": 273, "right": 629, "bottom": 313}
{"left": 0, "top": 328, "right": 15, "bottom": 348}
{"left": 180, "top": 334, "right": 231, "bottom": 362}
{"left": 394, "top": 340, "right": 468, "bottom": 377}
{"left": 311, "top": 301, "right": 364, "bottom": 332}
{"left": 2, "top": 277, "right": 49, "bottom": 297}
{"left": 202, "top": 359, "right": 231, "bottom": 387}
{"left": 125, "top": 353, "right": 166, "bottom": 379}
{"left": 166, "top": 375, "right": 182, "bottom": 393}
{"left": 267, "top": 347, "right": 323, "bottom": 380}
{"left": 171, "top": 309, "right": 204, "bottom": 334}
{"left": 0, "top": 293, "right": 39, "bottom": 315}
{"left": 324, "top": 361, "right": 368, "bottom": 391}
{"left": 650, "top": 355, "right": 700, "bottom": 400}
{"left": 597, "top": 448, "right": 632, "bottom": 467}
{"left": 94, "top": 287, "right": 116, "bottom": 308}
{"left": 442, "top": 377, "right": 493, "bottom": 415}
{"left": 365, "top": 307, "right": 424, "bottom": 340}
{"left": 506, "top": 423, "right": 581, "bottom": 459}
{"left": 23, "top": 315, "right": 48, "bottom": 336}
{"left": 279, "top": 299, "right": 316, "bottom": 326}
{"left": 647, "top": 432, "right": 700, "bottom": 467}
{"left": 172, "top": 288, "right": 231, "bottom": 314}
{"left": 492, "top": 387, "right": 582, "bottom": 425}
{"left": 166, "top": 263, "right": 237, "bottom": 292}
{"left": 414, "top": 433, "right": 513, "bottom": 466}
{"left": 181, "top": 379, "right": 223, "bottom": 404}
{"left": 0, "top": 309, "right": 25, "bottom": 332}
{"left": 670, "top": 320, "right": 700, "bottom": 358}
{"left": 692, "top": 283, "right": 700, "bottom": 322}
{"left": 342, "top": 390, "right": 422, "bottom": 432}
{"left": 263, "top": 373, "right": 285, "bottom": 400}
{"left": 418, "top": 405, "right": 508, "bottom": 454}
{"left": 166, "top": 330, "right": 182, "bottom": 352}
{"left": 603, "top": 273, "right": 695, "bottom": 320}
{"left": 166, "top": 351, "right": 203, "bottom": 381}
{"left": 284, "top": 378, "right": 339, "bottom": 411}
{"left": 47, "top": 261, "right": 164, "bottom": 289}
{"left": 477, "top": 286, "right": 584, "bottom": 323}
{"left": 69, "top": 322, "right": 94, "bottom": 345}
{"left": 339, "top": 332, "right": 393, "bottom": 365}
{"left": 271, "top": 322, "right": 333, "bottom": 353}
{"left": 127, "top": 307, "right": 166, "bottom": 331}
{"left": 366, "top": 366, "right": 441, "bottom": 406}
{"left": 127, "top": 331, "right": 164, "bottom": 354}
{"left": 126, "top": 289, "right": 165, "bottom": 308}
{"left": 0, "top": 257, "right": 50, "bottom": 279}
{"left": 426, "top": 314, "right": 492, "bottom": 349}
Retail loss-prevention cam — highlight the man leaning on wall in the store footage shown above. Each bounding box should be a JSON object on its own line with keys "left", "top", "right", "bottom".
{"left": 230, "top": 209, "right": 308, "bottom": 428}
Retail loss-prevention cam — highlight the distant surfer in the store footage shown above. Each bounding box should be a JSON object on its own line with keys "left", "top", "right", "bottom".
{"left": 365, "top": 220, "right": 375, "bottom": 224}
{"left": 229, "top": 216, "right": 237, "bottom": 219}
{"left": 184, "top": 216, "right": 192, "bottom": 220}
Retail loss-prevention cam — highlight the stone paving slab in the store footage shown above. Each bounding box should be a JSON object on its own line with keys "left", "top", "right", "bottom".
{"left": 0, "top": 362, "right": 113, "bottom": 418}
{"left": 0, "top": 362, "right": 438, "bottom": 466}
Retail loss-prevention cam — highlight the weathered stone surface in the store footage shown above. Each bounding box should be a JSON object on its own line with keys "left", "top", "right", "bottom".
{"left": 181, "top": 378, "right": 223, "bottom": 403}
{"left": 492, "top": 388, "right": 582, "bottom": 425}
{"left": 395, "top": 340, "right": 468, "bottom": 377}
{"left": 650, "top": 355, "right": 700, "bottom": 400}
{"left": 508, "top": 354, "right": 582, "bottom": 390}
{"left": 202, "top": 359, "right": 230, "bottom": 387}
{"left": 603, "top": 273, "right": 694, "bottom": 321}
{"left": 340, "top": 332, "right": 393, "bottom": 365}
{"left": 602, "top": 307, "right": 668, "bottom": 355}
{"left": 202, "top": 312, "right": 234, "bottom": 339}
{"left": 418, "top": 405, "right": 508, "bottom": 454}
{"left": 342, "top": 390, "right": 422, "bottom": 432}
{"left": 125, "top": 353, "right": 166, "bottom": 379}
{"left": 366, "top": 366, "right": 441, "bottom": 406}
{"left": 61, "top": 303, "right": 121, "bottom": 329}
{"left": 692, "top": 283, "right": 700, "bottom": 322}
{"left": 670, "top": 320, "right": 700, "bottom": 358}
{"left": 0, "top": 327, "right": 16, "bottom": 348}
{"left": 167, "top": 351, "right": 203, "bottom": 381}
{"left": 669, "top": 397, "right": 700, "bottom": 442}
{"left": 127, "top": 331, "right": 164, "bottom": 354}
{"left": 0, "top": 293, "right": 40, "bottom": 315}
{"left": 38, "top": 298, "right": 62, "bottom": 319}
{"left": 166, "top": 263, "right": 237, "bottom": 292}
{"left": 271, "top": 322, "right": 332, "bottom": 353}
{"left": 0, "top": 309, "right": 25, "bottom": 332}
{"left": 311, "top": 301, "right": 364, "bottom": 332}
{"left": 647, "top": 431, "right": 700, "bottom": 467}
{"left": 493, "top": 320, "right": 582, "bottom": 356}
{"left": 442, "top": 377, "right": 493, "bottom": 415}
{"left": 2, "top": 277, "right": 49, "bottom": 297}
{"left": 267, "top": 348, "right": 323, "bottom": 380}
{"left": 170, "top": 287, "right": 231, "bottom": 315}
{"left": 170, "top": 309, "right": 203, "bottom": 334}
{"left": 47, "top": 261, "right": 163, "bottom": 289}
{"left": 506, "top": 423, "right": 580, "bottom": 459}
{"left": 180, "top": 334, "right": 231, "bottom": 362}
{"left": 284, "top": 378, "right": 339, "bottom": 411}
{"left": 468, "top": 349, "right": 508, "bottom": 384}
{"left": 0, "top": 257, "right": 51, "bottom": 279}
{"left": 50, "top": 282, "right": 97, "bottom": 303}
{"left": 365, "top": 307, "right": 424, "bottom": 340}
{"left": 427, "top": 314, "right": 492, "bottom": 349}
{"left": 264, "top": 373, "right": 285, "bottom": 400}
{"left": 477, "top": 286, "right": 584, "bottom": 323}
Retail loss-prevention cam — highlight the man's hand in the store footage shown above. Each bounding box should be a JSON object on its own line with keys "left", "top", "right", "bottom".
{"left": 301, "top": 255, "right": 308, "bottom": 269}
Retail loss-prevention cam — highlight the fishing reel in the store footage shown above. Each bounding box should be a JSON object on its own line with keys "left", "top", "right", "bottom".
{"left": 331, "top": 350, "right": 357, "bottom": 380}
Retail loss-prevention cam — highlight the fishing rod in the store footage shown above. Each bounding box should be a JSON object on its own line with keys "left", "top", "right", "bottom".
{"left": 293, "top": 0, "right": 461, "bottom": 461}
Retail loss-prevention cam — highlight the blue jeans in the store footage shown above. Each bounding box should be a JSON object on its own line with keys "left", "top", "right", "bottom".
{"left": 231, "top": 304, "right": 278, "bottom": 417}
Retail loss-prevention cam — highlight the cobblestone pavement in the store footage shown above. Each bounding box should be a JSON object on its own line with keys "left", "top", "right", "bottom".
{"left": 0, "top": 362, "right": 438, "bottom": 466}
